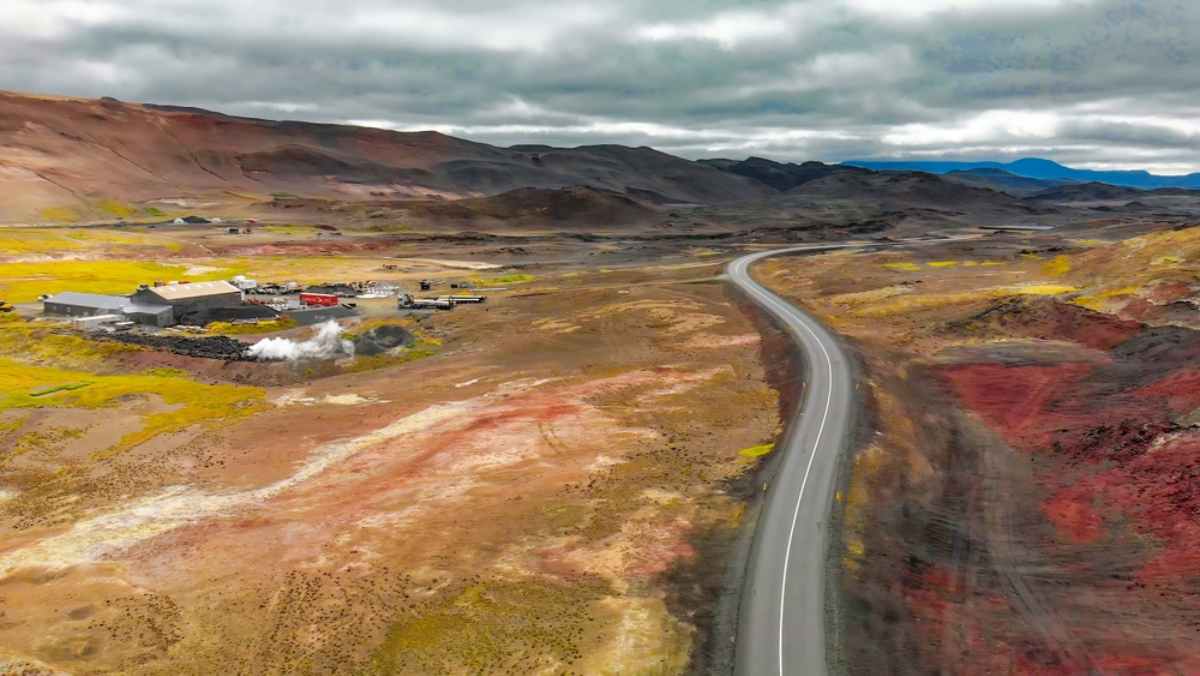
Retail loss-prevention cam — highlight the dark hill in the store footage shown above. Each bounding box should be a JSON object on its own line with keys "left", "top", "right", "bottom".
{"left": 1026, "top": 182, "right": 1146, "bottom": 202}
{"left": 385, "top": 186, "right": 659, "bottom": 229}
{"left": 943, "top": 168, "right": 1068, "bottom": 196}
{"left": 698, "top": 157, "right": 868, "bottom": 191}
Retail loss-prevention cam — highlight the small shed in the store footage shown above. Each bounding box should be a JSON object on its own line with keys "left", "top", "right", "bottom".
{"left": 123, "top": 303, "right": 174, "bottom": 327}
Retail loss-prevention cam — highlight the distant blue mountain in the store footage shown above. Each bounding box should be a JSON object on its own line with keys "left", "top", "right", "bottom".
{"left": 844, "top": 158, "right": 1200, "bottom": 190}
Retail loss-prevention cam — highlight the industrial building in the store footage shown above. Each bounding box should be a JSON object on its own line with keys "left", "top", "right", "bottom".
{"left": 42, "top": 292, "right": 174, "bottom": 327}
{"left": 130, "top": 280, "right": 243, "bottom": 325}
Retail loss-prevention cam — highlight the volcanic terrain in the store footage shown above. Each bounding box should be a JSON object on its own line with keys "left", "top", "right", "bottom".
{"left": 3, "top": 90, "right": 1200, "bottom": 674}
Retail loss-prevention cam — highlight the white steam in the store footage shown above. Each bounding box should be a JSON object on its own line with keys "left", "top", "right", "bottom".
{"left": 248, "top": 320, "right": 355, "bottom": 361}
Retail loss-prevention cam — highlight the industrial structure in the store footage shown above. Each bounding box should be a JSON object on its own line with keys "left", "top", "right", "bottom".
{"left": 130, "top": 280, "right": 244, "bottom": 325}
{"left": 42, "top": 291, "right": 174, "bottom": 327}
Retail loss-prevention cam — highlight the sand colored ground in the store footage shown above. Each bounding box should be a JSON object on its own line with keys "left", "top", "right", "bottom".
{"left": 0, "top": 230, "right": 779, "bottom": 673}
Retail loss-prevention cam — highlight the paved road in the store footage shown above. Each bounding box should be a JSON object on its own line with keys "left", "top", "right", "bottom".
{"left": 728, "top": 246, "right": 856, "bottom": 676}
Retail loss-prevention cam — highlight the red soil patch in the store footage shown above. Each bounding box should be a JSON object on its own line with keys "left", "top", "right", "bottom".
{"left": 1119, "top": 297, "right": 1157, "bottom": 321}
{"left": 1040, "top": 305, "right": 1142, "bottom": 351}
{"left": 940, "top": 362, "right": 1094, "bottom": 450}
{"left": 961, "top": 298, "right": 1142, "bottom": 351}
{"left": 1148, "top": 281, "right": 1193, "bottom": 304}
{"left": 1098, "top": 434, "right": 1200, "bottom": 583}
{"left": 1042, "top": 484, "right": 1103, "bottom": 544}
{"left": 1134, "top": 368, "right": 1200, "bottom": 414}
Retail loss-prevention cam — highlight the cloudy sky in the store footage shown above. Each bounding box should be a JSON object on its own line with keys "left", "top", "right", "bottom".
{"left": 2, "top": 0, "right": 1197, "bottom": 172}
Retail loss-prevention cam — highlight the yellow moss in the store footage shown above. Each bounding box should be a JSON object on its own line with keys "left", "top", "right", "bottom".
{"left": 827, "top": 285, "right": 913, "bottom": 307}
{"left": 2, "top": 426, "right": 84, "bottom": 465}
{"left": 1153, "top": 255, "right": 1184, "bottom": 266}
{"left": 882, "top": 261, "right": 920, "bottom": 272}
{"left": 1041, "top": 255, "right": 1071, "bottom": 276}
{"left": 1072, "top": 286, "right": 1139, "bottom": 312}
{"left": 369, "top": 578, "right": 607, "bottom": 674}
{"left": 0, "top": 259, "right": 242, "bottom": 302}
{"left": 0, "top": 227, "right": 178, "bottom": 256}
{"left": 0, "top": 359, "right": 265, "bottom": 460}
{"left": 96, "top": 199, "right": 136, "bottom": 219}
{"left": 1013, "top": 283, "right": 1078, "bottom": 296}
{"left": 470, "top": 273, "right": 536, "bottom": 287}
{"left": 738, "top": 442, "right": 775, "bottom": 459}
{"left": 851, "top": 284, "right": 1077, "bottom": 317}
{"left": 842, "top": 443, "right": 886, "bottom": 574}
{"left": 206, "top": 317, "right": 296, "bottom": 335}
{"left": 38, "top": 207, "right": 81, "bottom": 223}
{"left": 262, "top": 224, "right": 315, "bottom": 236}
{"left": 0, "top": 314, "right": 138, "bottom": 369}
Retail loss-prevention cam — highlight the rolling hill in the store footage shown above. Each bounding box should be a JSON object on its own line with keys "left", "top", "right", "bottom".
{"left": 0, "top": 91, "right": 770, "bottom": 222}
{"left": 942, "top": 168, "right": 1069, "bottom": 196}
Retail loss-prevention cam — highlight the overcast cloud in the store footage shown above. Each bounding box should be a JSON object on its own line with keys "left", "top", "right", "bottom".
{"left": 1, "top": 0, "right": 1197, "bottom": 172}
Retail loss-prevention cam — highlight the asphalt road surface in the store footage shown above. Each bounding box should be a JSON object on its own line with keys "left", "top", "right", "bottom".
{"left": 728, "top": 246, "right": 856, "bottom": 676}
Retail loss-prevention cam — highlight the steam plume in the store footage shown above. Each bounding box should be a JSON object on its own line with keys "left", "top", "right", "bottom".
{"left": 248, "top": 320, "right": 355, "bottom": 361}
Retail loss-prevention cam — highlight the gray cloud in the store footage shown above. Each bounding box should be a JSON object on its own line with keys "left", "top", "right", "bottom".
{"left": 1, "top": 0, "right": 1198, "bottom": 172}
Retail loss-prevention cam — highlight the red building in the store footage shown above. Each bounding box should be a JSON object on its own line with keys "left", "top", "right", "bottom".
{"left": 299, "top": 292, "right": 339, "bottom": 307}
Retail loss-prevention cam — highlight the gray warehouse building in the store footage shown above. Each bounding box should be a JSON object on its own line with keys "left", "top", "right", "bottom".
{"left": 130, "top": 280, "right": 243, "bottom": 325}
{"left": 42, "top": 292, "right": 174, "bottom": 327}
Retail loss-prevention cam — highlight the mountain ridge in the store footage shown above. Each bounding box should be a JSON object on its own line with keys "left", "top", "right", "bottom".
{"left": 0, "top": 90, "right": 770, "bottom": 222}
{"left": 845, "top": 158, "right": 1200, "bottom": 189}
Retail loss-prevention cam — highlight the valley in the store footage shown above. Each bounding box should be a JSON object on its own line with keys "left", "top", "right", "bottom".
{"left": 2, "top": 90, "right": 1200, "bottom": 674}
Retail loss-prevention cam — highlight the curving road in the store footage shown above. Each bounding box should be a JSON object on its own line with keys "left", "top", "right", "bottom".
{"left": 728, "top": 246, "right": 856, "bottom": 676}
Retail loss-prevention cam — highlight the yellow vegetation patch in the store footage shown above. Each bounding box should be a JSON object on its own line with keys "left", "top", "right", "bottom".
{"left": 96, "top": 199, "right": 136, "bottom": 219}
{"left": 38, "top": 207, "right": 81, "bottom": 223}
{"left": 842, "top": 443, "right": 886, "bottom": 574}
{"left": 1041, "top": 255, "right": 1071, "bottom": 276}
{"left": 0, "top": 259, "right": 241, "bottom": 302}
{"left": 851, "top": 284, "right": 1077, "bottom": 317}
{"left": 206, "top": 317, "right": 296, "bottom": 335}
{"left": 0, "top": 315, "right": 139, "bottom": 369}
{"left": 827, "top": 285, "right": 914, "bottom": 307}
{"left": 0, "top": 358, "right": 265, "bottom": 460}
{"left": 882, "top": 261, "right": 920, "bottom": 272}
{"left": 370, "top": 578, "right": 607, "bottom": 673}
{"left": 738, "top": 442, "right": 774, "bottom": 459}
{"left": 262, "top": 224, "right": 316, "bottom": 236}
{"left": 1153, "top": 255, "right": 1184, "bottom": 266}
{"left": 0, "top": 227, "right": 180, "bottom": 256}
{"left": 927, "top": 260, "right": 958, "bottom": 268}
{"left": 1072, "top": 286, "right": 1140, "bottom": 312}
{"left": 1013, "top": 283, "right": 1078, "bottom": 296}
{"left": 2, "top": 426, "right": 84, "bottom": 465}
{"left": 470, "top": 273, "right": 536, "bottom": 287}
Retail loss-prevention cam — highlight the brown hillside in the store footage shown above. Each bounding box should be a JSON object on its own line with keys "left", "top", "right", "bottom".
{"left": 0, "top": 90, "right": 768, "bottom": 222}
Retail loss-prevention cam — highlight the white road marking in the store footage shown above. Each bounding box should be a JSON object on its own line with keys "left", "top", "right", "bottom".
{"left": 734, "top": 254, "right": 836, "bottom": 675}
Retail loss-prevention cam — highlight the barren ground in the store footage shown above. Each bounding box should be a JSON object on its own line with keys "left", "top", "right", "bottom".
{"left": 0, "top": 224, "right": 783, "bottom": 674}
{"left": 759, "top": 224, "right": 1200, "bottom": 674}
